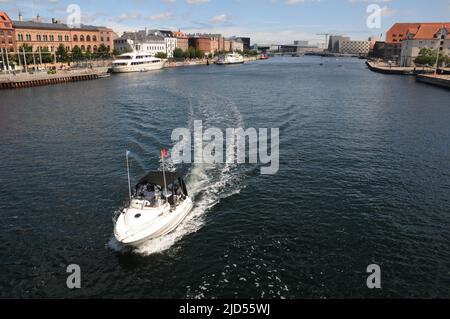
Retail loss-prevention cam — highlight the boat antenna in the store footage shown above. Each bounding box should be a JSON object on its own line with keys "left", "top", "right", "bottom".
{"left": 161, "top": 147, "right": 168, "bottom": 203}
{"left": 126, "top": 150, "right": 132, "bottom": 202}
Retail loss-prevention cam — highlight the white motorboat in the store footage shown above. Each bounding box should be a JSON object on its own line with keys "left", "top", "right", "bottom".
{"left": 114, "top": 171, "right": 193, "bottom": 247}
{"left": 111, "top": 51, "right": 167, "bottom": 73}
{"left": 216, "top": 52, "right": 244, "bottom": 65}
{"left": 113, "top": 151, "right": 193, "bottom": 247}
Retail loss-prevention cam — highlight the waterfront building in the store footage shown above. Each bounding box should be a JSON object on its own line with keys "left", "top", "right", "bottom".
{"left": 114, "top": 30, "right": 166, "bottom": 56}
{"left": 0, "top": 11, "right": 16, "bottom": 53}
{"left": 294, "top": 40, "right": 309, "bottom": 47}
{"left": 339, "top": 40, "right": 371, "bottom": 55}
{"left": 149, "top": 29, "right": 177, "bottom": 58}
{"left": 328, "top": 35, "right": 350, "bottom": 53}
{"left": 12, "top": 13, "right": 114, "bottom": 54}
{"left": 173, "top": 30, "right": 188, "bottom": 52}
{"left": 188, "top": 34, "right": 222, "bottom": 55}
{"left": 230, "top": 38, "right": 244, "bottom": 52}
{"left": 239, "top": 37, "right": 251, "bottom": 51}
{"left": 279, "top": 41, "right": 321, "bottom": 55}
{"left": 223, "top": 39, "right": 231, "bottom": 52}
{"left": 400, "top": 24, "right": 450, "bottom": 67}
{"left": 226, "top": 36, "right": 250, "bottom": 51}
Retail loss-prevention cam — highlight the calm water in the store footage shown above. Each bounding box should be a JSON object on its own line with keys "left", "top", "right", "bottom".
{"left": 1, "top": 57, "right": 450, "bottom": 298}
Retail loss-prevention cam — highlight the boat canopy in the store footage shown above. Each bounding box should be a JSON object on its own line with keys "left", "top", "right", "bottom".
{"left": 136, "top": 171, "right": 179, "bottom": 188}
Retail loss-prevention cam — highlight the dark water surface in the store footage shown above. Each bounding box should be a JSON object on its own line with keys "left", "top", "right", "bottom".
{"left": 1, "top": 57, "right": 449, "bottom": 298}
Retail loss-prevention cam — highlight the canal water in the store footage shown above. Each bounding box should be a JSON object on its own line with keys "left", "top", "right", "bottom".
{"left": 1, "top": 56, "right": 449, "bottom": 298}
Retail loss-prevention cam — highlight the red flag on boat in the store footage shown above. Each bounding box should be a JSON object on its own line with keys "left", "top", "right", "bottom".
{"left": 161, "top": 147, "right": 167, "bottom": 159}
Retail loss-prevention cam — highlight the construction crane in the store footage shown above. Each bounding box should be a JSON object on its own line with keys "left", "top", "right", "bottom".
{"left": 317, "top": 33, "right": 330, "bottom": 51}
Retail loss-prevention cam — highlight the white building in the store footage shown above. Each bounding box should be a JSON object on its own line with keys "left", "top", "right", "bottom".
{"left": 400, "top": 24, "right": 450, "bottom": 67}
{"left": 158, "top": 30, "right": 177, "bottom": 58}
{"left": 114, "top": 30, "right": 166, "bottom": 56}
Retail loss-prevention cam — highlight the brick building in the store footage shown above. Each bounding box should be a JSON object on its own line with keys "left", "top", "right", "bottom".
{"left": 11, "top": 13, "right": 114, "bottom": 54}
{"left": 0, "top": 11, "right": 15, "bottom": 52}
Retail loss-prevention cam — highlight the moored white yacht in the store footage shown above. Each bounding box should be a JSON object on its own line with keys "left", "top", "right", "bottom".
{"left": 216, "top": 52, "right": 244, "bottom": 65}
{"left": 113, "top": 151, "right": 193, "bottom": 247}
{"left": 111, "top": 51, "right": 167, "bottom": 73}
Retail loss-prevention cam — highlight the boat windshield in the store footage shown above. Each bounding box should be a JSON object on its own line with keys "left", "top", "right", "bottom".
{"left": 118, "top": 55, "right": 133, "bottom": 60}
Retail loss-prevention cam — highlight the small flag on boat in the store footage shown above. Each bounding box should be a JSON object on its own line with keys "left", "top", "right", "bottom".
{"left": 161, "top": 147, "right": 167, "bottom": 158}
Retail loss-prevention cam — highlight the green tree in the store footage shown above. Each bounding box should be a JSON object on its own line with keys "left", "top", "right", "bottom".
{"left": 195, "top": 48, "right": 205, "bottom": 59}
{"left": 71, "top": 45, "right": 84, "bottom": 61}
{"left": 18, "top": 44, "right": 34, "bottom": 65}
{"left": 40, "top": 47, "right": 54, "bottom": 64}
{"left": 173, "top": 48, "right": 184, "bottom": 58}
{"left": 96, "top": 44, "right": 110, "bottom": 59}
{"left": 155, "top": 52, "right": 168, "bottom": 59}
{"left": 56, "top": 44, "right": 69, "bottom": 62}
{"left": 112, "top": 49, "right": 121, "bottom": 57}
{"left": 415, "top": 48, "right": 449, "bottom": 67}
{"left": 187, "top": 46, "right": 196, "bottom": 59}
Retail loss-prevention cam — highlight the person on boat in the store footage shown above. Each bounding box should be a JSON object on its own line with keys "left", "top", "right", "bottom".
{"left": 144, "top": 185, "right": 155, "bottom": 203}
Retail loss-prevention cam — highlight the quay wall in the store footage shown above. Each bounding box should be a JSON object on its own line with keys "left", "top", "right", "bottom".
{"left": 0, "top": 69, "right": 107, "bottom": 90}
{"left": 416, "top": 75, "right": 450, "bottom": 90}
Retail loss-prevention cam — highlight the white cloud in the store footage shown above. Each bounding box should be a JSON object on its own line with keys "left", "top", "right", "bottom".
{"left": 285, "top": 0, "right": 321, "bottom": 5}
{"left": 186, "top": 0, "right": 209, "bottom": 4}
{"left": 210, "top": 14, "right": 229, "bottom": 24}
{"left": 148, "top": 11, "right": 174, "bottom": 21}
{"left": 116, "top": 12, "right": 142, "bottom": 22}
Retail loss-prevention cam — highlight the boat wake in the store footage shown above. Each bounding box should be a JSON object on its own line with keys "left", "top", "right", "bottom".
{"left": 109, "top": 91, "right": 247, "bottom": 256}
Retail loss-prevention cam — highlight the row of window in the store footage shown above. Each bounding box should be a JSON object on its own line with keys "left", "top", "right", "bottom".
{"left": 16, "top": 34, "right": 110, "bottom": 42}
{"left": 0, "top": 30, "right": 13, "bottom": 36}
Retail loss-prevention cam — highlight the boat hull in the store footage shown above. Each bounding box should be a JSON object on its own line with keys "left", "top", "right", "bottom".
{"left": 112, "top": 61, "right": 167, "bottom": 73}
{"left": 216, "top": 61, "right": 244, "bottom": 65}
{"left": 114, "top": 197, "right": 194, "bottom": 247}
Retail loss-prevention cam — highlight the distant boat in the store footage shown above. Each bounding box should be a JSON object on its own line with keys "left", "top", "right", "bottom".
{"left": 216, "top": 53, "right": 244, "bottom": 65}
{"left": 111, "top": 51, "right": 167, "bottom": 73}
{"left": 258, "top": 54, "right": 269, "bottom": 60}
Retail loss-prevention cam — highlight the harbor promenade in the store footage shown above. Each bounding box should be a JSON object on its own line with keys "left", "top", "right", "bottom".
{"left": 366, "top": 61, "right": 437, "bottom": 75}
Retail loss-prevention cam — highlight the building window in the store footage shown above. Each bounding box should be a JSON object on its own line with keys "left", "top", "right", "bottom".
{"left": 81, "top": 45, "right": 85, "bottom": 51}
{"left": 73, "top": 35, "right": 78, "bottom": 41}
{"left": 58, "top": 35, "right": 62, "bottom": 41}
{"left": 4, "top": 22, "right": 10, "bottom": 28}
{"left": 87, "top": 35, "right": 91, "bottom": 42}
{"left": 26, "top": 34, "right": 31, "bottom": 41}
{"left": 50, "top": 35, "right": 54, "bottom": 41}
{"left": 43, "top": 35, "right": 48, "bottom": 41}
{"left": 80, "top": 35, "right": 85, "bottom": 41}
{"left": 93, "top": 35, "right": 97, "bottom": 42}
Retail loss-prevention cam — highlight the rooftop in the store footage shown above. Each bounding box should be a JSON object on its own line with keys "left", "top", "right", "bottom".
{"left": 12, "top": 19, "right": 110, "bottom": 31}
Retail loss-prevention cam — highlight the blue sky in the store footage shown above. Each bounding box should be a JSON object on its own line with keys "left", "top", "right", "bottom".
{"left": 1, "top": 0, "right": 449, "bottom": 45}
